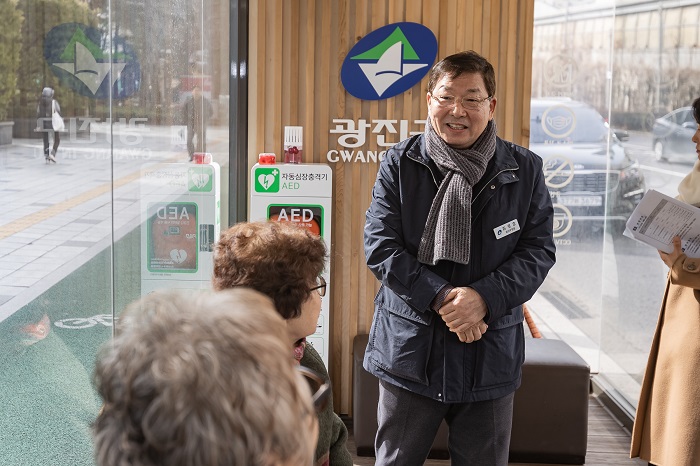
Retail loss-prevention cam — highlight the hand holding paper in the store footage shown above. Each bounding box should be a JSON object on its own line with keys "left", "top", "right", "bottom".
{"left": 658, "top": 236, "right": 684, "bottom": 267}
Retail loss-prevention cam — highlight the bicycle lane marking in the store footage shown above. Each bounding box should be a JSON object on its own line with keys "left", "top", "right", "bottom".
{"left": 54, "top": 314, "right": 114, "bottom": 329}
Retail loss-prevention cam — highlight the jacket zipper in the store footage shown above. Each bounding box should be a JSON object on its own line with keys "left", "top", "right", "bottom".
{"left": 410, "top": 156, "right": 441, "bottom": 187}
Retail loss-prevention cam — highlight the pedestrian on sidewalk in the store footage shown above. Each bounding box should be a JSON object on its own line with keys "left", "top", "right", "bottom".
{"left": 36, "top": 87, "right": 62, "bottom": 163}
{"left": 183, "top": 85, "right": 212, "bottom": 161}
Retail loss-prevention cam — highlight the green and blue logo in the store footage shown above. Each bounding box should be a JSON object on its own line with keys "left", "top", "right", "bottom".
{"left": 44, "top": 23, "right": 140, "bottom": 99}
{"left": 341, "top": 22, "right": 437, "bottom": 101}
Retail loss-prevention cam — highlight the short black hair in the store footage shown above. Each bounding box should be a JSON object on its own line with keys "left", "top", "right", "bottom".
{"left": 427, "top": 51, "right": 496, "bottom": 98}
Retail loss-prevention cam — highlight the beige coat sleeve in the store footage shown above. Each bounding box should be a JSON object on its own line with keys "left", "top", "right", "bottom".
{"left": 669, "top": 255, "right": 700, "bottom": 290}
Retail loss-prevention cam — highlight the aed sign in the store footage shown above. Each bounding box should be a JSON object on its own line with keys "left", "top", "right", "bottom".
{"left": 146, "top": 202, "right": 198, "bottom": 273}
{"left": 249, "top": 163, "right": 332, "bottom": 365}
{"left": 254, "top": 167, "right": 280, "bottom": 193}
{"left": 156, "top": 205, "right": 192, "bottom": 220}
{"left": 253, "top": 165, "right": 330, "bottom": 197}
{"left": 341, "top": 22, "right": 437, "bottom": 100}
{"left": 188, "top": 166, "right": 214, "bottom": 192}
{"left": 268, "top": 205, "right": 323, "bottom": 237}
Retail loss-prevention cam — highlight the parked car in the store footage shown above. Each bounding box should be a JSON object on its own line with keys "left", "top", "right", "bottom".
{"left": 652, "top": 106, "right": 697, "bottom": 162}
{"left": 529, "top": 98, "right": 646, "bottom": 234}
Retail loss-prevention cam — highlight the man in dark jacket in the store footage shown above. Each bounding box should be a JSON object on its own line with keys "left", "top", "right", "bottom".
{"left": 363, "top": 51, "right": 556, "bottom": 465}
{"left": 183, "top": 85, "right": 212, "bottom": 161}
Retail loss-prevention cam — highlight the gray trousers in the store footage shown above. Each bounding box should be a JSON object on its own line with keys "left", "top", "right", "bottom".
{"left": 375, "top": 380, "right": 514, "bottom": 466}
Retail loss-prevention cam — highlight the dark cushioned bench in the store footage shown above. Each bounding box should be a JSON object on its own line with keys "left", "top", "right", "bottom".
{"left": 353, "top": 333, "right": 590, "bottom": 464}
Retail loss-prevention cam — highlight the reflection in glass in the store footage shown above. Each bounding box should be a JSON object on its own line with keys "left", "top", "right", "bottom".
{"left": 0, "top": 0, "right": 230, "bottom": 463}
{"left": 531, "top": 0, "right": 700, "bottom": 413}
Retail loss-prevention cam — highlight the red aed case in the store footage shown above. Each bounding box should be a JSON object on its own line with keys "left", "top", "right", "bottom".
{"left": 147, "top": 202, "right": 198, "bottom": 272}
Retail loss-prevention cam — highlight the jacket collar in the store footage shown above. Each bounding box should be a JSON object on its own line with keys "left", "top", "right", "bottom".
{"left": 405, "top": 133, "right": 519, "bottom": 183}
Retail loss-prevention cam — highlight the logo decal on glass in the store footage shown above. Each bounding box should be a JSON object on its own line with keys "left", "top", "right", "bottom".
{"left": 541, "top": 105, "right": 577, "bottom": 139}
{"left": 44, "top": 23, "right": 140, "bottom": 99}
{"left": 341, "top": 22, "right": 437, "bottom": 100}
{"left": 544, "top": 54, "right": 578, "bottom": 88}
{"left": 543, "top": 156, "right": 575, "bottom": 189}
{"left": 552, "top": 204, "right": 573, "bottom": 238}
{"left": 254, "top": 167, "right": 280, "bottom": 193}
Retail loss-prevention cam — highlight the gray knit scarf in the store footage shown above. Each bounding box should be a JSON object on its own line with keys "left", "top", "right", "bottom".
{"left": 417, "top": 118, "right": 497, "bottom": 265}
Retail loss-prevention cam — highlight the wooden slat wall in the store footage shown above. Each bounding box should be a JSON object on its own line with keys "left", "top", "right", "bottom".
{"left": 248, "top": 0, "right": 535, "bottom": 415}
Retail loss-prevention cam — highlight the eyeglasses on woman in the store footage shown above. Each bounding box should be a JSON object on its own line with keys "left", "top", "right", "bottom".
{"left": 308, "top": 276, "right": 326, "bottom": 297}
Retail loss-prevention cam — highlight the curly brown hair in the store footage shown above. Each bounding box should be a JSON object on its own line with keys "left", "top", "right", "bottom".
{"left": 93, "top": 289, "right": 316, "bottom": 466}
{"left": 213, "top": 221, "right": 327, "bottom": 319}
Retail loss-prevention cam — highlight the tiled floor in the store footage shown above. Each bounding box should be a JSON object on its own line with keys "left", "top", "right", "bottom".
{"left": 346, "top": 395, "right": 647, "bottom": 466}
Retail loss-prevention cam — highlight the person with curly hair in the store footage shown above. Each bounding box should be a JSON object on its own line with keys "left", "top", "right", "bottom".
{"left": 213, "top": 221, "right": 352, "bottom": 466}
{"left": 93, "top": 288, "right": 318, "bottom": 466}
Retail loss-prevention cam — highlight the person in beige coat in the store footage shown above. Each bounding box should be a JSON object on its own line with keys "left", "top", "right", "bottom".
{"left": 631, "top": 96, "right": 700, "bottom": 466}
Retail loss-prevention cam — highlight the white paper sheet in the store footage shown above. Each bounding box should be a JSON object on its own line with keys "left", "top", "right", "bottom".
{"left": 625, "top": 189, "right": 700, "bottom": 257}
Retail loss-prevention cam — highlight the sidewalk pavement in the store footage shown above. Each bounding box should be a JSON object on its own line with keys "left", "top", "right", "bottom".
{"left": 0, "top": 124, "right": 229, "bottom": 322}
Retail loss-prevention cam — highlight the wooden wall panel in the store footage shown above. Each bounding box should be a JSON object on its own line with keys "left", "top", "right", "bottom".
{"left": 248, "top": 0, "right": 535, "bottom": 415}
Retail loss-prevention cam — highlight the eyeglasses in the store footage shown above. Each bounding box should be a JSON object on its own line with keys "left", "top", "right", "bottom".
{"left": 297, "top": 365, "right": 331, "bottom": 413}
{"left": 430, "top": 93, "right": 492, "bottom": 110}
{"left": 308, "top": 276, "right": 326, "bottom": 297}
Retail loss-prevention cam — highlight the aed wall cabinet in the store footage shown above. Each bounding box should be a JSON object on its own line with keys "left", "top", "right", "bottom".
{"left": 249, "top": 163, "right": 333, "bottom": 366}
{"left": 141, "top": 161, "right": 221, "bottom": 294}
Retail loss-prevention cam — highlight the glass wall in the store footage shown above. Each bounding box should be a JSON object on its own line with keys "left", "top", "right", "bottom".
{"left": 0, "top": 0, "right": 230, "bottom": 463}
{"left": 531, "top": 0, "right": 700, "bottom": 416}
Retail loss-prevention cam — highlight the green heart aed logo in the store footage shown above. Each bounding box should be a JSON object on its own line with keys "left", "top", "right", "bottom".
{"left": 254, "top": 167, "right": 280, "bottom": 193}
{"left": 188, "top": 167, "right": 213, "bottom": 192}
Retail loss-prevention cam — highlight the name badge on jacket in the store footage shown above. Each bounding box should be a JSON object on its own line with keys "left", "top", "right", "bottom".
{"left": 494, "top": 219, "right": 520, "bottom": 239}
